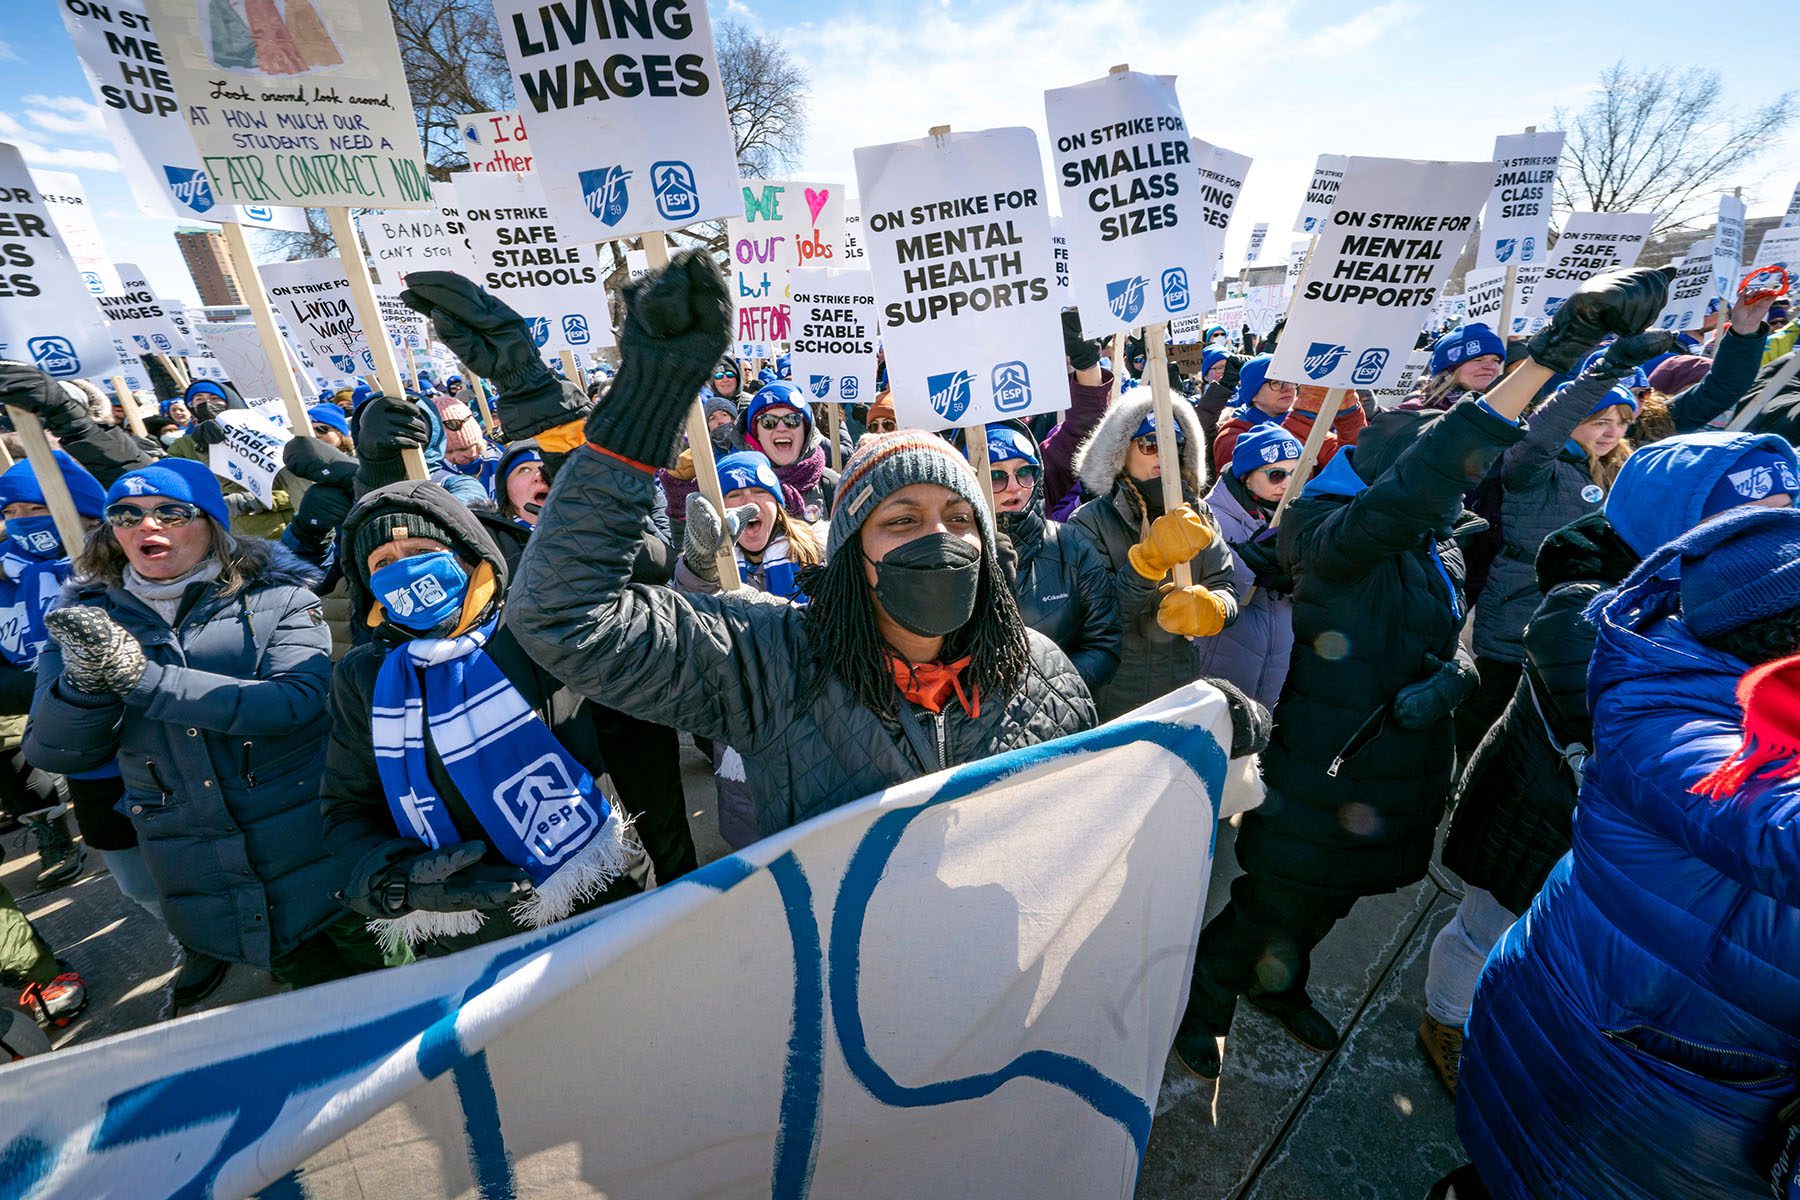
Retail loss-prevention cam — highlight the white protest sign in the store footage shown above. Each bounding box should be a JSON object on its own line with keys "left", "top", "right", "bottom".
{"left": 788, "top": 267, "right": 879, "bottom": 407}
{"left": 1477, "top": 129, "right": 1563, "bottom": 267}
{"left": 1214, "top": 297, "right": 1245, "bottom": 334}
{"left": 31, "top": 170, "right": 121, "bottom": 296}
{"left": 454, "top": 170, "right": 615, "bottom": 353}
{"left": 98, "top": 262, "right": 191, "bottom": 357}
{"left": 458, "top": 111, "right": 534, "bottom": 173}
{"left": 1270, "top": 156, "right": 1493, "bottom": 390}
{"left": 209, "top": 409, "right": 290, "bottom": 505}
{"left": 1282, "top": 239, "right": 1308, "bottom": 300}
{"left": 1050, "top": 217, "right": 1073, "bottom": 303}
{"left": 1462, "top": 265, "right": 1507, "bottom": 326}
{"left": 246, "top": 396, "right": 294, "bottom": 430}
{"left": 109, "top": 338, "right": 152, "bottom": 392}
{"left": 195, "top": 321, "right": 280, "bottom": 395}
{"left": 143, "top": 0, "right": 432, "bottom": 209}
{"left": 492, "top": 0, "right": 740, "bottom": 240}
{"left": 1168, "top": 313, "right": 1203, "bottom": 344}
{"left": 1370, "top": 349, "right": 1433, "bottom": 408}
{"left": 359, "top": 208, "right": 467, "bottom": 292}
{"left": 0, "top": 146, "right": 120, "bottom": 380}
{"left": 624, "top": 248, "right": 650, "bottom": 283}
{"left": 1045, "top": 71, "right": 1206, "bottom": 333}
{"left": 1655, "top": 239, "right": 1714, "bottom": 332}
{"left": 1191, "top": 138, "right": 1252, "bottom": 288}
{"left": 856, "top": 127, "right": 1063, "bottom": 430}
{"left": 262, "top": 258, "right": 377, "bottom": 378}
{"left": 433, "top": 179, "right": 481, "bottom": 276}
{"left": 1784, "top": 182, "right": 1800, "bottom": 230}
{"left": 842, "top": 198, "right": 865, "bottom": 263}
{"left": 1245, "top": 222, "right": 1269, "bottom": 263}
{"left": 378, "top": 294, "right": 427, "bottom": 349}
{"left": 730, "top": 180, "right": 846, "bottom": 352}
{"left": 1714, "top": 193, "right": 1747, "bottom": 301}
{"left": 1292, "top": 153, "right": 1347, "bottom": 234}
{"left": 1511, "top": 211, "right": 1656, "bottom": 333}
{"left": 1751, "top": 226, "right": 1800, "bottom": 278}
{"left": 1244, "top": 284, "right": 1285, "bottom": 337}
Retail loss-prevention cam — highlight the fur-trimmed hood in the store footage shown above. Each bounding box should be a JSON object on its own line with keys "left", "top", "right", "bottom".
{"left": 1071, "top": 392, "right": 1206, "bottom": 498}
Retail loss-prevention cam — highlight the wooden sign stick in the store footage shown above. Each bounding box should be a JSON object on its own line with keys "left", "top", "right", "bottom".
{"left": 325, "top": 205, "right": 428, "bottom": 482}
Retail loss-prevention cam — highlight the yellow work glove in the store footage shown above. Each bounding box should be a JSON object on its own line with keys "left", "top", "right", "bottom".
{"left": 1127, "top": 505, "right": 1214, "bottom": 580}
{"left": 1157, "top": 585, "right": 1229, "bottom": 638}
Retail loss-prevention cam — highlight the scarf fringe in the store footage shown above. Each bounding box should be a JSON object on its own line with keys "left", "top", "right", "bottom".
{"left": 509, "top": 807, "right": 638, "bottom": 930}
{"left": 368, "top": 909, "right": 488, "bottom": 956}
{"left": 1691, "top": 734, "right": 1800, "bottom": 799}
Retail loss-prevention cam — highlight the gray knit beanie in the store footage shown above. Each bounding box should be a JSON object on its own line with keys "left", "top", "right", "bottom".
{"left": 826, "top": 430, "right": 994, "bottom": 563}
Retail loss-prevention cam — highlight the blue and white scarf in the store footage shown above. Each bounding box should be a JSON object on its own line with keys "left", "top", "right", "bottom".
{"left": 370, "top": 618, "right": 633, "bottom": 950}
{"left": 0, "top": 553, "right": 70, "bottom": 668}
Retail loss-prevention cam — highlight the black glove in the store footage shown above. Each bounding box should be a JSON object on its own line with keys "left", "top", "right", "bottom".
{"left": 350, "top": 841, "right": 533, "bottom": 917}
{"left": 1526, "top": 266, "right": 1676, "bottom": 372}
{"left": 1393, "top": 651, "right": 1479, "bottom": 731}
{"left": 1204, "top": 675, "right": 1272, "bottom": 758}
{"left": 1232, "top": 528, "right": 1293, "bottom": 594}
{"left": 192, "top": 419, "right": 227, "bottom": 448}
{"left": 282, "top": 435, "right": 360, "bottom": 486}
{"left": 289, "top": 477, "right": 355, "bottom": 545}
{"left": 1061, "top": 310, "right": 1100, "bottom": 371}
{"left": 585, "top": 250, "right": 731, "bottom": 467}
{"left": 1590, "top": 329, "right": 1680, "bottom": 378}
{"left": 45, "top": 607, "right": 148, "bottom": 696}
{"left": 992, "top": 527, "right": 1019, "bottom": 590}
{"left": 0, "top": 361, "right": 96, "bottom": 438}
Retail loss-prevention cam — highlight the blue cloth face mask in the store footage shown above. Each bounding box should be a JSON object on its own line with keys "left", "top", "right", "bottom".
{"left": 7, "top": 515, "right": 63, "bottom": 560}
{"left": 369, "top": 550, "right": 469, "bottom": 632}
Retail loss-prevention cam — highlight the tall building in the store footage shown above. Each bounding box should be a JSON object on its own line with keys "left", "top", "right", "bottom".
{"left": 174, "top": 226, "right": 244, "bottom": 307}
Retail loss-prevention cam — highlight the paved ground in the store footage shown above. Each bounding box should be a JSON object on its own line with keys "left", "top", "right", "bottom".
{"left": 5, "top": 752, "right": 1464, "bottom": 1198}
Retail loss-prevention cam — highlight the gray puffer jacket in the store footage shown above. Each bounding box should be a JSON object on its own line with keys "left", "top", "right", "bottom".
{"left": 510, "top": 450, "right": 1097, "bottom": 835}
{"left": 1474, "top": 371, "right": 1628, "bottom": 664}
{"left": 1064, "top": 394, "right": 1237, "bottom": 722}
{"left": 24, "top": 545, "right": 337, "bottom": 969}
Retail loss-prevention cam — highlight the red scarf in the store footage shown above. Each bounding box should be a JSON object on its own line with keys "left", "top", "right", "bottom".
{"left": 887, "top": 654, "right": 980, "bottom": 718}
{"left": 1692, "top": 653, "right": 1800, "bottom": 799}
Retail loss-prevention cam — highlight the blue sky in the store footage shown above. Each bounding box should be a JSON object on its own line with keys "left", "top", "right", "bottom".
{"left": 4, "top": 0, "right": 1795, "bottom": 307}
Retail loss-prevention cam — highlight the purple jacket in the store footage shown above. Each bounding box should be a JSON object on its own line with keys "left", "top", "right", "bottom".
{"left": 1042, "top": 368, "right": 1115, "bottom": 513}
{"left": 1193, "top": 476, "right": 1294, "bottom": 709}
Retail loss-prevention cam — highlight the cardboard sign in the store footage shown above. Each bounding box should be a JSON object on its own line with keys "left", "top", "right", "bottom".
{"left": 262, "top": 258, "right": 378, "bottom": 377}
{"left": 729, "top": 179, "right": 846, "bottom": 352}
{"left": 491, "top": 0, "right": 739, "bottom": 240}
{"left": 0, "top": 145, "right": 120, "bottom": 380}
{"left": 1510, "top": 211, "right": 1656, "bottom": 333}
{"left": 31, "top": 170, "right": 121, "bottom": 296}
{"left": 788, "top": 267, "right": 879, "bottom": 408}
{"left": 1714, "top": 194, "right": 1747, "bottom": 302}
{"left": 359, "top": 208, "right": 469, "bottom": 292}
{"left": 1477, "top": 130, "right": 1563, "bottom": 267}
{"left": 1655, "top": 239, "right": 1713, "bottom": 332}
{"left": 842, "top": 198, "right": 865, "bottom": 263}
{"left": 1244, "top": 222, "right": 1269, "bottom": 264}
{"left": 98, "top": 262, "right": 191, "bottom": 356}
{"left": 143, "top": 0, "right": 432, "bottom": 208}
{"left": 454, "top": 171, "right": 615, "bottom": 353}
{"left": 459, "top": 111, "right": 534, "bottom": 173}
{"left": 1292, "top": 153, "right": 1347, "bottom": 234}
{"left": 1045, "top": 71, "right": 1207, "bottom": 333}
{"left": 1461, "top": 266, "right": 1507, "bottom": 326}
{"left": 209, "top": 409, "right": 290, "bottom": 505}
{"left": 1270, "top": 156, "right": 1493, "bottom": 391}
{"left": 855, "top": 127, "right": 1063, "bottom": 430}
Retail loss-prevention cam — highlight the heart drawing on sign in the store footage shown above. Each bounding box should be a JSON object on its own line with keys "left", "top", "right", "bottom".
{"left": 805, "top": 187, "right": 830, "bottom": 225}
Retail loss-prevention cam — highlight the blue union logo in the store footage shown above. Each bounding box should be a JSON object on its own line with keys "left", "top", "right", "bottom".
{"left": 926, "top": 370, "right": 973, "bottom": 422}
{"left": 1302, "top": 342, "right": 1348, "bottom": 380}
{"left": 651, "top": 160, "right": 699, "bottom": 222}
{"left": 1106, "top": 276, "right": 1147, "bottom": 324}
{"left": 579, "top": 165, "right": 632, "bottom": 226}
{"left": 991, "top": 360, "right": 1031, "bottom": 412}
{"left": 808, "top": 374, "right": 830, "bottom": 399}
{"left": 1161, "top": 268, "right": 1191, "bottom": 314}
{"left": 27, "top": 336, "right": 80, "bottom": 377}
{"left": 163, "top": 166, "right": 215, "bottom": 214}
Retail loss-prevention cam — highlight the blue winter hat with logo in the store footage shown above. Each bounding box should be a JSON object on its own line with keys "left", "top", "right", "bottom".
{"left": 1430, "top": 323, "right": 1506, "bottom": 376}
{"left": 1233, "top": 355, "right": 1275, "bottom": 405}
{"left": 776, "top": 354, "right": 792, "bottom": 380}
{"left": 744, "top": 381, "right": 813, "bottom": 431}
{"left": 104, "top": 458, "right": 229, "bottom": 528}
{"left": 1132, "top": 411, "right": 1186, "bottom": 444}
{"left": 0, "top": 450, "right": 106, "bottom": 519}
{"left": 1576, "top": 347, "right": 1649, "bottom": 393}
{"left": 1231, "top": 424, "right": 1304, "bottom": 480}
{"left": 985, "top": 424, "right": 1039, "bottom": 467}
{"left": 1605, "top": 431, "right": 1800, "bottom": 556}
{"left": 716, "top": 450, "right": 784, "bottom": 506}
{"left": 1200, "top": 347, "right": 1229, "bottom": 377}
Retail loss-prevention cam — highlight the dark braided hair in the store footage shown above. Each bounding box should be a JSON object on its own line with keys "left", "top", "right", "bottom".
{"left": 802, "top": 540, "right": 1033, "bottom": 719}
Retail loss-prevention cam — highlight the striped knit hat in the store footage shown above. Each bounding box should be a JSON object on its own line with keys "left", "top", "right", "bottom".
{"left": 826, "top": 431, "right": 993, "bottom": 563}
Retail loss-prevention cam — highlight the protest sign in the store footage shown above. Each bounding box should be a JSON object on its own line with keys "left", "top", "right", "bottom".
{"left": 1245, "top": 221, "right": 1269, "bottom": 263}
{"left": 788, "top": 267, "right": 879, "bottom": 408}
{"left": 98, "top": 263, "right": 190, "bottom": 357}
{"left": 0, "top": 684, "right": 1252, "bottom": 1200}
{"left": 1050, "top": 217, "right": 1073, "bottom": 303}
{"left": 491, "top": 0, "right": 739, "bottom": 240}
{"left": 1194, "top": 139, "right": 1252, "bottom": 288}
{"left": 262, "top": 257, "right": 378, "bottom": 377}
{"left": 1282, "top": 239, "right": 1309, "bottom": 301}
{"left": 434, "top": 179, "right": 480, "bottom": 273}
{"left": 195, "top": 321, "right": 282, "bottom": 396}
{"left": 378, "top": 294, "right": 427, "bottom": 349}
{"left": 108, "top": 338, "right": 152, "bottom": 394}
{"left": 1462, "top": 266, "right": 1507, "bottom": 326}
{"left": 1370, "top": 349, "right": 1432, "bottom": 408}
{"left": 1510, "top": 211, "right": 1656, "bottom": 333}
{"left": 730, "top": 180, "right": 846, "bottom": 352}
{"left": 360, "top": 208, "right": 468, "bottom": 292}
{"left": 1168, "top": 313, "right": 1203, "bottom": 344}
{"left": 1655, "top": 239, "right": 1714, "bottom": 332}
{"left": 1477, "top": 130, "right": 1563, "bottom": 267}
{"left": 208, "top": 409, "right": 291, "bottom": 505}
{"left": 1751, "top": 226, "right": 1800, "bottom": 278}
{"left": 453, "top": 171, "right": 615, "bottom": 354}
{"left": 458, "top": 111, "right": 534, "bottom": 173}
{"left": 842, "top": 198, "right": 865, "bottom": 263}
{"left": 1244, "top": 284, "right": 1285, "bottom": 337}
{"left": 1214, "top": 297, "right": 1245, "bottom": 333}
{"left": 1270, "top": 157, "right": 1492, "bottom": 390}
{"left": 855, "top": 127, "right": 1064, "bottom": 431}
{"left": 1785, "top": 182, "right": 1800, "bottom": 230}
{"left": 625, "top": 248, "right": 650, "bottom": 284}
{"left": 31, "top": 170, "right": 121, "bottom": 296}
{"left": 1292, "top": 153, "right": 1348, "bottom": 234}
{"left": 1714, "top": 194, "right": 1747, "bottom": 301}
{"left": 142, "top": 0, "right": 431, "bottom": 209}
{"left": 0, "top": 145, "right": 120, "bottom": 380}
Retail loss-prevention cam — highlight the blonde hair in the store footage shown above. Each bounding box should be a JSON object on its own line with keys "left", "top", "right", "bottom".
{"left": 1579, "top": 402, "right": 1636, "bottom": 489}
{"left": 776, "top": 508, "right": 823, "bottom": 566}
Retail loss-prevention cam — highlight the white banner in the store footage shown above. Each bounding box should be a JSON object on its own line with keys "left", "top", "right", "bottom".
{"left": 0, "top": 685, "right": 1254, "bottom": 1200}
{"left": 1292, "top": 153, "right": 1348, "bottom": 234}
{"left": 194, "top": 321, "right": 281, "bottom": 397}
{"left": 1461, "top": 266, "right": 1507, "bottom": 327}
{"left": 262, "top": 258, "right": 378, "bottom": 378}
{"left": 98, "top": 263, "right": 191, "bottom": 357}
{"left": 1244, "top": 222, "right": 1269, "bottom": 263}
{"left": 1655, "top": 239, "right": 1714, "bottom": 332}
{"left": 1476, "top": 129, "right": 1563, "bottom": 268}
{"left": 492, "top": 0, "right": 740, "bottom": 241}
{"left": 208, "top": 409, "right": 291, "bottom": 504}
{"left": 0, "top": 145, "right": 120, "bottom": 380}
{"left": 788, "top": 267, "right": 879, "bottom": 407}
{"left": 1751, "top": 226, "right": 1800, "bottom": 278}
{"left": 1714, "top": 194, "right": 1747, "bottom": 302}
{"left": 730, "top": 180, "right": 846, "bottom": 352}
{"left": 1045, "top": 71, "right": 1206, "bottom": 332}
{"left": 458, "top": 110, "right": 535, "bottom": 173}
{"left": 1510, "top": 211, "right": 1656, "bottom": 333}
{"left": 31, "top": 170, "right": 121, "bottom": 296}
{"left": 143, "top": 0, "right": 432, "bottom": 209}
{"left": 1270, "top": 156, "right": 1493, "bottom": 390}
{"left": 453, "top": 171, "right": 616, "bottom": 354}
{"left": 360, "top": 208, "right": 467, "bottom": 293}
{"left": 856, "top": 127, "right": 1064, "bottom": 430}
{"left": 842, "top": 198, "right": 865, "bottom": 263}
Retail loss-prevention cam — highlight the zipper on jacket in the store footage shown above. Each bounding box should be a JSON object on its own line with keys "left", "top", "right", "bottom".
{"left": 1601, "top": 1026, "right": 1791, "bottom": 1086}
{"left": 933, "top": 712, "right": 948, "bottom": 770}
{"left": 144, "top": 758, "right": 172, "bottom": 802}
{"left": 241, "top": 741, "right": 256, "bottom": 788}
{"left": 1327, "top": 707, "right": 1390, "bottom": 779}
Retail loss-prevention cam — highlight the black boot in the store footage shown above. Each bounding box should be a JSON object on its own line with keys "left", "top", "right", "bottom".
{"left": 1248, "top": 995, "right": 1341, "bottom": 1052}
{"left": 24, "top": 809, "right": 82, "bottom": 890}
{"left": 171, "top": 948, "right": 228, "bottom": 1009}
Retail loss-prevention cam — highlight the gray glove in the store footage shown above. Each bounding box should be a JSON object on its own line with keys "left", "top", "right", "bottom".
{"left": 45, "top": 607, "right": 148, "bottom": 696}
{"left": 682, "top": 493, "right": 758, "bottom": 583}
{"left": 349, "top": 840, "right": 533, "bottom": 917}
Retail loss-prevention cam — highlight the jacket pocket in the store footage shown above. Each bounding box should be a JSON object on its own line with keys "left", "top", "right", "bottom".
{"left": 238, "top": 738, "right": 322, "bottom": 788}
{"left": 1603, "top": 1024, "right": 1793, "bottom": 1088}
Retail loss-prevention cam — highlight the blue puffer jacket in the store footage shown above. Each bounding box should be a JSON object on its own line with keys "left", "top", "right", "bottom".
{"left": 1458, "top": 572, "right": 1800, "bottom": 1200}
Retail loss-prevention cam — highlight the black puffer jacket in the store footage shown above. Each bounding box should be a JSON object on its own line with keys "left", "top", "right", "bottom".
{"left": 1441, "top": 512, "right": 1637, "bottom": 914}
{"left": 1240, "top": 400, "right": 1526, "bottom": 896}
{"left": 510, "top": 449, "right": 1097, "bottom": 835}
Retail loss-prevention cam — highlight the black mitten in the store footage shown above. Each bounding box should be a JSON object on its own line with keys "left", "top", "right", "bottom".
{"left": 1061, "top": 310, "right": 1100, "bottom": 371}
{"left": 1527, "top": 266, "right": 1676, "bottom": 372}
{"left": 1204, "top": 675, "right": 1272, "bottom": 758}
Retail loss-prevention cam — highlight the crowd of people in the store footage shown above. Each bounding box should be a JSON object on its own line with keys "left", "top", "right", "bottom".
{"left": 0, "top": 252, "right": 1795, "bottom": 1200}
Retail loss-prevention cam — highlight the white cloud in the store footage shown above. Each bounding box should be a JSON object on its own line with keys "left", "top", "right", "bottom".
{"left": 0, "top": 41, "right": 17, "bottom": 63}
{"left": 22, "top": 94, "right": 107, "bottom": 138}
{"left": 0, "top": 111, "right": 120, "bottom": 170}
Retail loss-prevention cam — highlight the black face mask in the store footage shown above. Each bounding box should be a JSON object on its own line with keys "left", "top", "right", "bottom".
{"left": 869, "top": 532, "right": 981, "bottom": 638}
{"left": 1130, "top": 474, "right": 1168, "bottom": 519}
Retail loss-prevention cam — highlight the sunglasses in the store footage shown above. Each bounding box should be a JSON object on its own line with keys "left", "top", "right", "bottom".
{"left": 1133, "top": 435, "right": 1175, "bottom": 455}
{"left": 443, "top": 417, "right": 469, "bottom": 431}
{"left": 1258, "top": 467, "right": 1294, "bottom": 484}
{"left": 756, "top": 412, "right": 806, "bottom": 431}
{"left": 990, "top": 464, "right": 1040, "bottom": 490}
{"left": 105, "top": 501, "right": 202, "bottom": 529}
{"left": 713, "top": 368, "right": 737, "bottom": 381}
{"left": 866, "top": 418, "right": 897, "bottom": 434}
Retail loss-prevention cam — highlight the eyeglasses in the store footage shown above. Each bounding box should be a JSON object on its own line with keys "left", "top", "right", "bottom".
{"left": 713, "top": 368, "right": 736, "bottom": 381}
{"left": 1258, "top": 467, "right": 1293, "bottom": 484}
{"left": 990, "top": 464, "right": 1040, "bottom": 490}
{"left": 105, "top": 501, "right": 202, "bottom": 529}
{"left": 867, "top": 418, "right": 897, "bottom": 434}
{"left": 756, "top": 412, "right": 806, "bottom": 431}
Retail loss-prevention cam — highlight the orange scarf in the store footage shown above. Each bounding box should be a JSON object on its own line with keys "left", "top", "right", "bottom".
{"left": 887, "top": 654, "right": 980, "bottom": 718}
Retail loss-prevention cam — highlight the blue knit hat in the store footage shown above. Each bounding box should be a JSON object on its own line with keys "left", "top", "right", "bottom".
{"left": 1430, "top": 323, "right": 1505, "bottom": 376}
{"left": 776, "top": 353, "right": 792, "bottom": 380}
{"left": 105, "top": 458, "right": 229, "bottom": 528}
{"left": 1606, "top": 432, "right": 1800, "bottom": 556}
{"left": 716, "top": 450, "right": 783, "bottom": 507}
{"left": 1200, "top": 347, "right": 1228, "bottom": 377}
{"left": 1669, "top": 506, "right": 1800, "bottom": 638}
{"left": 1703, "top": 446, "right": 1800, "bottom": 516}
{"left": 1234, "top": 355, "right": 1275, "bottom": 405}
{"left": 307, "top": 403, "right": 351, "bottom": 437}
{"left": 1133, "top": 410, "right": 1186, "bottom": 444}
{"left": 744, "top": 381, "right": 812, "bottom": 433}
{"left": 1552, "top": 379, "right": 1638, "bottom": 418}
{"left": 985, "top": 425, "right": 1039, "bottom": 468}
{"left": 1232, "top": 424, "right": 1304, "bottom": 480}
{"left": 0, "top": 450, "right": 106, "bottom": 519}
{"left": 827, "top": 431, "right": 992, "bottom": 564}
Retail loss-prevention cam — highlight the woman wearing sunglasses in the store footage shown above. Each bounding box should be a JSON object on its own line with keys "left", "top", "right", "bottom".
{"left": 736, "top": 383, "right": 838, "bottom": 523}
{"left": 25, "top": 459, "right": 409, "bottom": 992}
